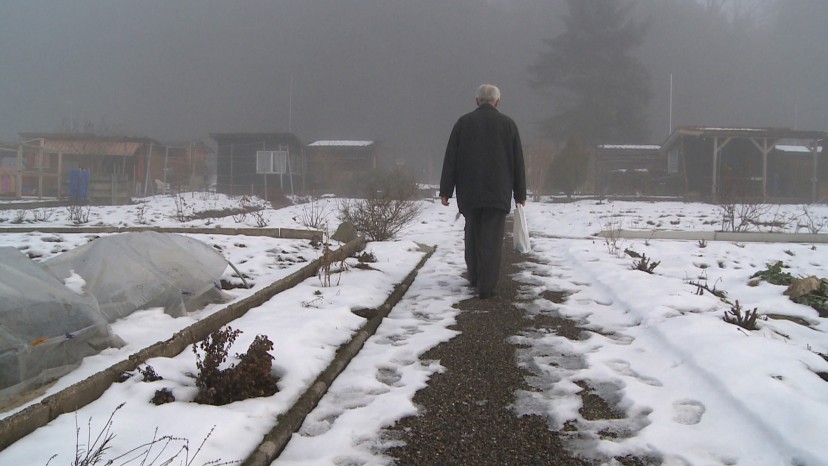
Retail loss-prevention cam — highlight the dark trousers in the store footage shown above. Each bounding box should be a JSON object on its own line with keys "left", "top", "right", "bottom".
{"left": 464, "top": 208, "right": 507, "bottom": 295}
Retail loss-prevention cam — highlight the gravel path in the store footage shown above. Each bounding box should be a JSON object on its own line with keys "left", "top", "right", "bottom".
{"left": 385, "top": 223, "right": 591, "bottom": 465}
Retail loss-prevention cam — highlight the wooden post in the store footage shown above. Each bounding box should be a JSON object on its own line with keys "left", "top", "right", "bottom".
{"left": 16, "top": 144, "right": 22, "bottom": 198}
{"left": 712, "top": 137, "right": 719, "bottom": 198}
{"left": 57, "top": 153, "right": 63, "bottom": 198}
{"left": 37, "top": 140, "right": 43, "bottom": 199}
{"left": 144, "top": 142, "right": 153, "bottom": 196}
{"left": 811, "top": 141, "right": 819, "bottom": 203}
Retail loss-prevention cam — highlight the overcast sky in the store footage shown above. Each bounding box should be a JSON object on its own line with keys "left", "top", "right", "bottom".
{"left": 1, "top": 0, "right": 826, "bottom": 174}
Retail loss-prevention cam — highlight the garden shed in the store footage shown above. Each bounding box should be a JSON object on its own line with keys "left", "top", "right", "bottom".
{"left": 13, "top": 133, "right": 167, "bottom": 203}
{"left": 306, "top": 140, "right": 377, "bottom": 196}
{"left": 660, "top": 127, "right": 827, "bottom": 202}
{"left": 211, "top": 133, "right": 304, "bottom": 199}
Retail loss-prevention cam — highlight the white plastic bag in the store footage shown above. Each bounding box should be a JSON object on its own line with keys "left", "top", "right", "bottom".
{"left": 513, "top": 204, "right": 531, "bottom": 253}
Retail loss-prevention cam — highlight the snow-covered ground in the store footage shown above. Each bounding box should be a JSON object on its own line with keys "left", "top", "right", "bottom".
{"left": 1, "top": 194, "right": 827, "bottom": 465}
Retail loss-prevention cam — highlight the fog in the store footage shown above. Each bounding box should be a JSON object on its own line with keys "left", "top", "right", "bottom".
{"left": 1, "top": 0, "right": 826, "bottom": 176}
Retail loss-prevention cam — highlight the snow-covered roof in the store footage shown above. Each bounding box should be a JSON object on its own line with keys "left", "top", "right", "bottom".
{"left": 776, "top": 144, "right": 823, "bottom": 153}
{"left": 599, "top": 145, "right": 661, "bottom": 150}
{"left": 308, "top": 140, "right": 374, "bottom": 147}
{"left": 699, "top": 127, "right": 766, "bottom": 132}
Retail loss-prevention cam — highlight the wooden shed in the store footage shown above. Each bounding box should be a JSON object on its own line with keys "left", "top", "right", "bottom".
{"left": 12, "top": 133, "right": 166, "bottom": 204}
{"left": 660, "top": 127, "right": 827, "bottom": 202}
{"left": 305, "top": 140, "right": 377, "bottom": 196}
{"left": 211, "top": 133, "right": 303, "bottom": 199}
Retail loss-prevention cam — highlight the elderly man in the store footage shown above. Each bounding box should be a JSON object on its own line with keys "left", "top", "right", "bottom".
{"left": 439, "top": 84, "right": 527, "bottom": 299}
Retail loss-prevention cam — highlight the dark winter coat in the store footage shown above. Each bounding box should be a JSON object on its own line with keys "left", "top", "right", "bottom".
{"left": 439, "top": 103, "right": 527, "bottom": 215}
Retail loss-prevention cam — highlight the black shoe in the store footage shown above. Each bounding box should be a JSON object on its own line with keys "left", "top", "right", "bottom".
{"left": 478, "top": 291, "right": 496, "bottom": 300}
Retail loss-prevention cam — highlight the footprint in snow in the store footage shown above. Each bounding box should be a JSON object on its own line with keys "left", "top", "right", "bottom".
{"left": 604, "top": 359, "right": 663, "bottom": 387}
{"left": 672, "top": 399, "right": 706, "bottom": 425}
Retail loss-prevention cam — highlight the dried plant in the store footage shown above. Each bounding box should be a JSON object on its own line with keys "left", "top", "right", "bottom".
{"left": 631, "top": 254, "right": 660, "bottom": 274}
{"left": 337, "top": 168, "right": 423, "bottom": 241}
{"left": 33, "top": 208, "right": 54, "bottom": 222}
{"left": 172, "top": 192, "right": 193, "bottom": 222}
{"left": 45, "top": 404, "right": 233, "bottom": 465}
{"left": 723, "top": 300, "right": 762, "bottom": 330}
{"left": 192, "top": 327, "right": 278, "bottom": 406}
{"left": 718, "top": 202, "right": 771, "bottom": 232}
{"left": 601, "top": 211, "right": 623, "bottom": 257}
{"left": 338, "top": 197, "right": 421, "bottom": 241}
{"left": 298, "top": 198, "right": 331, "bottom": 231}
{"left": 249, "top": 208, "right": 269, "bottom": 227}
{"left": 12, "top": 209, "right": 27, "bottom": 224}
{"left": 67, "top": 204, "right": 91, "bottom": 224}
{"left": 689, "top": 276, "right": 729, "bottom": 303}
{"left": 796, "top": 205, "right": 827, "bottom": 234}
{"left": 134, "top": 203, "right": 149, "bottom": 224}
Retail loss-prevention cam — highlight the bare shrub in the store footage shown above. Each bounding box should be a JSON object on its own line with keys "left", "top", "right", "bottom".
{"left": 172, "top": 192, "right": 193, "bottom": 222}
{"left": 337, "top": 168, "right": 423, "bottom": 241}
{"left": 12, "top": 209, "right": 27, "bottom": 224}
{"left": 796, "top": 205, "right": 828, "bottom": 234}
{"left": 249, "top": 208, "right": 269, "bottom": 227}
{"left": 33, "top": 208, "right": 54, "bottom": 222}
{"left": 338, "top": 198, "right": 421, "bottom": 241}
{"left": 134, "top": 203, "right": 149, "bottom": 224}
{"left": 600, "top": 211, "right": 624, "bottom": 256}
{"left": 46, "top": 403, "right": 232, "bottom": 466}
{"left": 718, "top": 202, "right": 771, "bottom": 232}
{"left": 67, "top": 204, "right": 91, "bottom": 224}
{"left": 298, "top": 198, "right": 331, "bottom": 230}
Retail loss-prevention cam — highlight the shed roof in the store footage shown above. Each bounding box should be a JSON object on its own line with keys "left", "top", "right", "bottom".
{"left": 598, "top": 144, "right": 661, "bottom": 151}
{"left": 18, "top": 133, "right": 157, "bottom": 157}
{"left": 776, "top": 144, "right": 824, "bottom": 154}
{"left": 308, "top": 140, "right": 374, "bottom": 147}
{"left": 210, "top": 132, "right": 301, "bottom": 146}
{"left": 661, "top": 127, "right": 828, "bottom": 153}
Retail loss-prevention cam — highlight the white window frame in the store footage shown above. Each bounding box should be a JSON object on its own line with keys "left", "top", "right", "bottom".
{"left": 256, "top": 147, "right": 290, "bottom": 174}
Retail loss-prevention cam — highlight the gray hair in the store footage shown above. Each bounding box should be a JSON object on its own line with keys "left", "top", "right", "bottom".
{"left": 476, "top": 84, "right": 501, "bottom": 104}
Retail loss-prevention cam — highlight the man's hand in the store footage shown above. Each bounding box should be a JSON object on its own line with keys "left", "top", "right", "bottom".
{"left": 441, "top": 196, "right": 450, "bottom": 206}
{"left": 517, "top": 199, "right": 526, "bottom": 207}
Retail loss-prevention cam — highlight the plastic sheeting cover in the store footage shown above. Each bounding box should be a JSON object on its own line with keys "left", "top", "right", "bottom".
{"left": 43, "top": 231, "right": 229, "bottom": 322}
{"left": 0, "top": 247, "right": 122, "bottom": 400}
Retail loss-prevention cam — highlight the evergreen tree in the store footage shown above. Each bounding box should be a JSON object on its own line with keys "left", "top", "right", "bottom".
{"left": 530, "top": 0, "right": 652, "bottom": 144}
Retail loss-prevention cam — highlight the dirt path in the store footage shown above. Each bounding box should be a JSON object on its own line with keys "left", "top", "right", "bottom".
{"left": 385, "top": 222, "right": 592, "bottom": 465}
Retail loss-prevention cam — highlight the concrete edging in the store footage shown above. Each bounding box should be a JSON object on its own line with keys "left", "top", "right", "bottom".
{"left": 0, "top": 235, "right": 364, "bottom": 451}
{"left": 0, "top": 226, "right": 322, "bottom": 240}
{"left": 597, "top": 230, "right": 828, "bottom": 243}
{"left": 241, "top": 243, "right": 437, "bottom": 466}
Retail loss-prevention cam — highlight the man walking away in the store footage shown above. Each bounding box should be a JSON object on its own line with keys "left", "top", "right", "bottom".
{"left": 439, "top": 84, "right": 527, "bottom": 299}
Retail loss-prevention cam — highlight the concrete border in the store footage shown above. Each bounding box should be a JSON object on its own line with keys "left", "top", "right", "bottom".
{"left": 0, "top": 236, "right": 365, "bottom": 451}
{"left": 0, "top": 226, "right": 322, "bottom": 240}
{"left": 242, "top": 244, "right": 437, "bottom": 466}
{"left": 597, "top": 230, "right": 828, "bottom": 243}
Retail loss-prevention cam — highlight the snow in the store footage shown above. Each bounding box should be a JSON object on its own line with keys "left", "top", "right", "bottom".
{"left": 307, "top": 140, "right": 374, "bottom": 147}
{"left": 1, "top": 194, "right": 828, "bottom": 465}
{"left": 777, "top": 144, "right": 822, "bottom": 154}
{"left": 599, "top": 144, "right": 661, "bottom": 150}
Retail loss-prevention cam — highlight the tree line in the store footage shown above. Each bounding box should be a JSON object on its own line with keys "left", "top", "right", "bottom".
{"left": 528, "top": 0, "right": 827, "bottom": 197}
